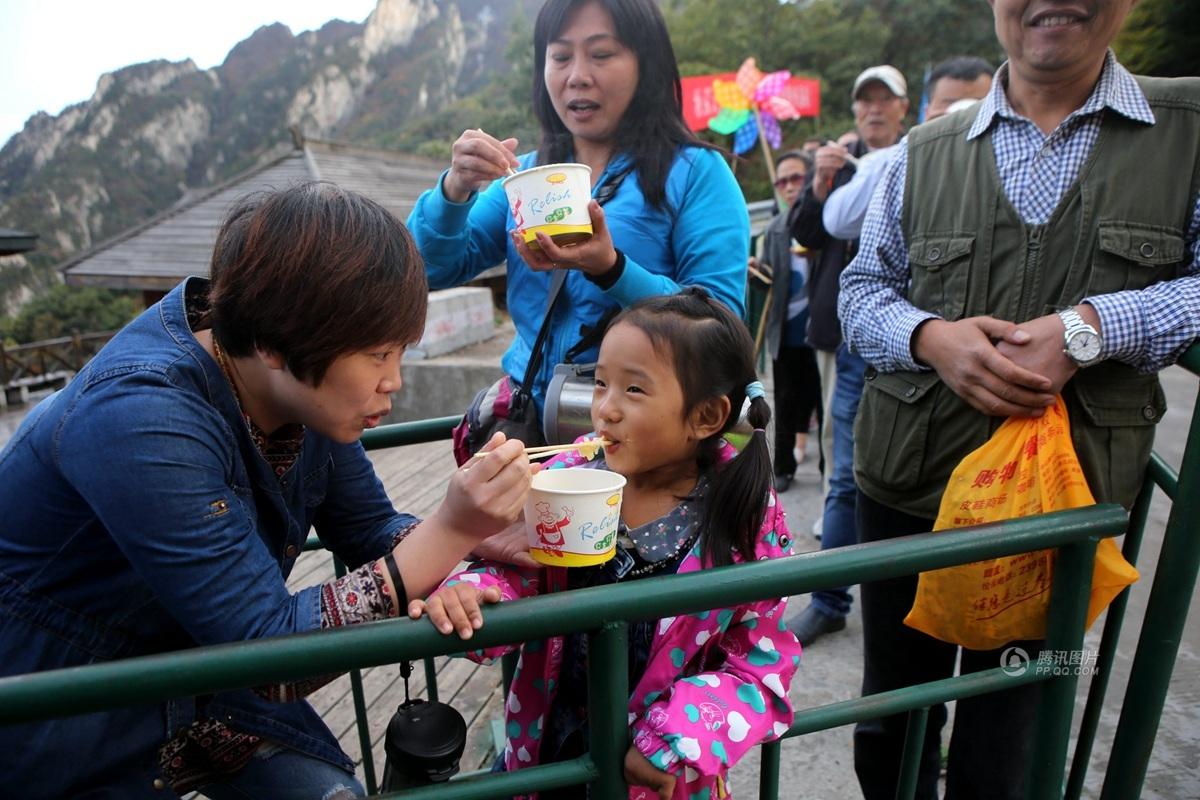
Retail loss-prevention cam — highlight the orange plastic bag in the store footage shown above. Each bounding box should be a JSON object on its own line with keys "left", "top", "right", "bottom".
{"left": 904, "top": 396, "right": 1138, "bottom": 650}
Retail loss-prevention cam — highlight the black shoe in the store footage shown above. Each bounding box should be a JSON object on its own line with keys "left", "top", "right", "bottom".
{"left": 773, "top": 473, "right": 793, "bottom": 493}
{"left": 788, "top": 604, "right": 847, "bottom": 647}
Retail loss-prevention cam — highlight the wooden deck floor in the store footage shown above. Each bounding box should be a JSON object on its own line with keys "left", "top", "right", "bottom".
{"left": 285, "top": 438, "right": 505, "bottom": 788}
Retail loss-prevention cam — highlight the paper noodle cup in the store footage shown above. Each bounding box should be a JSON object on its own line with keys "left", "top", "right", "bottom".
{"left": 524, "top": 467, "right": 625, "bottom": 567}
{"left": 502, "top": 163, "right": 593, "bottom": 250}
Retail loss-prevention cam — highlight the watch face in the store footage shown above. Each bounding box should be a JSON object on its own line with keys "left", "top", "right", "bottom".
{"left": 1068, "top": 330, "right": 1101, "bottom": 363}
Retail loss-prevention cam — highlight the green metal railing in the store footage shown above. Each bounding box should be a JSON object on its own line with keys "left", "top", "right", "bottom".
{"left": 1, "top": 344, "right": 1197, "bottom": 799}
{"left": 0, "top": 507, "right": 1126, "bottom": 799}
{"left": 1093, "top": 344, "right": 1200, "bottom": 799}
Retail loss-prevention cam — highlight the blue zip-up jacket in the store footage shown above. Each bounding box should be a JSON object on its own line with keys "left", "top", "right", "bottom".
{"left": 0, "top": 279, "right": 416, "bottom": 797}
{"left": 407, "top": 146, "right": 749, "bottom": 413}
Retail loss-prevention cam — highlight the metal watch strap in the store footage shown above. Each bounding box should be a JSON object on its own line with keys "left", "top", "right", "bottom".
{"left": 1058, "top": 307, "right": 1088, "bottom": 336}
{"left": 1058, "top": 307, "right": 1099, "bottom": 365}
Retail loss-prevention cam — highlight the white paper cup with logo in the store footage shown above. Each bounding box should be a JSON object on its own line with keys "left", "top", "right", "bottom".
{"left": 502, "top": 163, "right": 593, "bottom": 250}
{"left": 524, "top": 467, "right": 625, "bottom": 567}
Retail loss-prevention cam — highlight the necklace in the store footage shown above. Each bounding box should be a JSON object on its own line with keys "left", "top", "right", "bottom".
{"left": 212, "top": 336, "right": 253, "bottom": 431}
{"left": 211, "top": 337, "right": 257, "bottom": 421}
{"left": 211, "top": 335, "right": 303, "bottom": 478}
{"left": 211, "top": 336, "right": 238, "bottom": 397}
{"left": 623, "top": 527, "right": 701, "bottom": 578}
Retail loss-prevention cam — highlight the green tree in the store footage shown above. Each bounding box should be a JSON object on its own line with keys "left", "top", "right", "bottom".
{"left": 665, "top": 0, "right": 808, "bottom": 77}
{"left": 1, "top": 284, "right": 138, "bottom": 344}
{"left": 1113, "top": 0, "right": 1199, "bottom": 77}
{"left": 660, "top": 0, "right": 999, "bottom": 201}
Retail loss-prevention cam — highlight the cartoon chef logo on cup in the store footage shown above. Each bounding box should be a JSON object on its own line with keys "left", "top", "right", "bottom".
{"left": 524, "top": 467, "right": 626, "bottom": 567}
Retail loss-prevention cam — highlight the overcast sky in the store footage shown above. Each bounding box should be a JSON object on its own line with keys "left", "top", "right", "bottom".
{"left": 0, "top": 1, "right": 379, "bottom": 149}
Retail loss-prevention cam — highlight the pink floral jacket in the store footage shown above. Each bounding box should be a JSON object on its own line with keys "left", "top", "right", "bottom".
{"left": 438, "top": 442, "right": 801, "bottom": 799}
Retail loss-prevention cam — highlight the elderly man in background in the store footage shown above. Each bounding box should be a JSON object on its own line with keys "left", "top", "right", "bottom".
{"left": 786, "top": 64, "right": 909, "bottom": 647}
{"left": 840, "top": 0, "right": 1200, "bottom": 796}
{"left": 751, "top": 150, "right": 821, "bottom": 491}
{"left": 823, "top": 55, "right": 995, "bottom": 242}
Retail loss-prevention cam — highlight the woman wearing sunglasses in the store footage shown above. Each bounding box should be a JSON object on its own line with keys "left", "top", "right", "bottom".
{"left": 749, "top": 149, "right": 821, "bottom": 492}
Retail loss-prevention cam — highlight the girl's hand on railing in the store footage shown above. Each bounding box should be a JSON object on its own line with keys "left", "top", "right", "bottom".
{"left": 410, "top": 583, "right": 503, "bottom": 640}
{"left": 624, "top": 746, "right": 676, "bottom": 800}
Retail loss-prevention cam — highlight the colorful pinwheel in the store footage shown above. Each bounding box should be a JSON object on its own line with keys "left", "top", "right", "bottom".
{"left": 707, "top": 58, "right": 802, "bottom": 155}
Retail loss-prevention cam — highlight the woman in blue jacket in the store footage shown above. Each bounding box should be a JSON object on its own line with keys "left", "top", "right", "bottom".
{"left": 0, "top": 183, "right": 532, "bottom": 798}
{"left": 408, "top": 0, "right": 749, "bottom": 418}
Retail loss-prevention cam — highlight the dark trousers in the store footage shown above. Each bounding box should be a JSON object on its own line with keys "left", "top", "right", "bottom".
{"left": 854, "top": 490, "right": 1043, "bottom": 800}
{"left": 771, "top": 344, "right": 821, "bottom": 477}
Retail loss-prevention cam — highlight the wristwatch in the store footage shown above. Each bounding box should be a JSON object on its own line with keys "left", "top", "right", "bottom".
{"left": 1057, "top": 307, "right": 1102, "bottom": 367}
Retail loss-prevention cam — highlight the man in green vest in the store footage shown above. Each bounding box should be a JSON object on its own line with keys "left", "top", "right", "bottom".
{"left": 838, "top": 0, "right": 1200, "bottom": 797}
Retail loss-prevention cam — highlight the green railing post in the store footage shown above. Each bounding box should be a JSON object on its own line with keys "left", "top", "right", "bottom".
{"left": 588, "top": 622, "right": 629, "bottom": 799}
{"left": 501, "top": 651, "right": 519, "bottom": 697}
{"left": 333, "top": 557, "right": 378, "bottom": 794}
{"left": 423, "top": 657, "right": 439, "bottom": 704}
{"left": 1064, "top": 472, "right": 1156, "bottom": 800}
{"left": 1028, "top": 536, "right": 1099, "bottom": 799}
{"left": 758, "top": 739, "right": 781, "bottom": 800}
{"left": 895, "top": 707, "right": 930, "bottom": 800}
{"left": 1101, "top": 368, "right": 1200, "bottom": 799}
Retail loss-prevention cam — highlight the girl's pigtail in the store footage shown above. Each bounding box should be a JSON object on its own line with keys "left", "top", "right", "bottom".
{"left": 700, "top": 387, "right": 774, "bottom": 568}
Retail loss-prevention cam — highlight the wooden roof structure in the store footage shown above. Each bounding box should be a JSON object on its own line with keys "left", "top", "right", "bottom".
{"left": 0, "top": 228, "right": 38, "bottom": 257}
{"left": 59, "top": 135, "right": 445, "bottom": 291}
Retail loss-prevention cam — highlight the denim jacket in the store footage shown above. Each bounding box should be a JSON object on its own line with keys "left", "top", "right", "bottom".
{"left": 0, "top": 279, "right": 415, "bottom": 797}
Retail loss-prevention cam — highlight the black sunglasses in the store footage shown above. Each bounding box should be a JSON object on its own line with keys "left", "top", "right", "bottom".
{"left": 773, "top": 173, "right": 806, "bottom": 189}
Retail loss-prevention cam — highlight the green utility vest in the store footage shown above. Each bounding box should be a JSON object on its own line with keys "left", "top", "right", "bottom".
{"left": 855, "top": 75, "right": 1200, "bottom": 519}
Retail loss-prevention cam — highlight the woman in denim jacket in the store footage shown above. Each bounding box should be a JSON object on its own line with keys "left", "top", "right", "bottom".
{"left": 0, "top": 183, "right": 532, "bottom": 798}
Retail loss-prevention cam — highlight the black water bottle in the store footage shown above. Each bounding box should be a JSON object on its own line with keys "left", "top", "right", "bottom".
{"left": 380, "top": 661, "right": 468, "bottom": 790}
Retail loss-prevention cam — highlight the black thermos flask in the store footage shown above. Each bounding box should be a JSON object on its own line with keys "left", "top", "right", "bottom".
{"left": 380, "top": 662, "right": 467, "bottom": 790}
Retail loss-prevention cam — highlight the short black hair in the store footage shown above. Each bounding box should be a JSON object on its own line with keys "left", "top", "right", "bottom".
{"left": 775, "top": 149, "right": 813, "bottom": 171}
{"left": 929, "top": 56, "right": 995, "bottom": 88}
{"left": 210, "top": 182, "right": 427, "bottom": 385}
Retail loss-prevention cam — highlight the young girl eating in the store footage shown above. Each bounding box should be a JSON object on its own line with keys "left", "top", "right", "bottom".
{"left": 412, "top": 288, "right": 800, "bottom": 799}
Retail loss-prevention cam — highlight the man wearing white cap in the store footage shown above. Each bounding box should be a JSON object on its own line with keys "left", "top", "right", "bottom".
{"left": 785, "top": 65, "right": 908, "bottom": 647}
{"left": 823, "top": 57, "right": 995, "bottom": 242}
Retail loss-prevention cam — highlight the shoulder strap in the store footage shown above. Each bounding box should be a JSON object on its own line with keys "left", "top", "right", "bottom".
{"left": 593, "top": 165, "right": 630, "bottom": 206}
{"left": 517, "top": 165, "right": 632, "bottom": 395}
{"left": 516, "top": 165, "right": 638, "bottom": 393}
{"left": 518, "top": 269, "right": 567, "bottom": 399}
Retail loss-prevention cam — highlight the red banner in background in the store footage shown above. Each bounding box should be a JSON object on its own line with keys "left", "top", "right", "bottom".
{"left": 681, "top": 73, "right": 821, "bottom": 132}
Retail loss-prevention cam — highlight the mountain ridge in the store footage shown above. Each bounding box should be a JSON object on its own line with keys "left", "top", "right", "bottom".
{"left": 0, "top": 0, "right": 536, "bottom": 314}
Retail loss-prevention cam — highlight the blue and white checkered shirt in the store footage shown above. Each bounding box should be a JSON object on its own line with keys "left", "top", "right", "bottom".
{"left": 840, "top": 51, "right": 1200, "bottom": 373}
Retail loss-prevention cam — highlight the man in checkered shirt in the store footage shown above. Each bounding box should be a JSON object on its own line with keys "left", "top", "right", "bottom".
{"left": 839, "top": 1, "right": 1200, "bottom": 798}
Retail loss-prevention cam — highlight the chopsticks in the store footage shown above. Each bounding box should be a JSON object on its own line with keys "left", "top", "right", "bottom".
{"left": 525, "top": 438, "right": 611, "bottom": 461}
{"left": 747, "top": 263, "right": 773, "bottom": 285}
{"left": 467, "top": 438, "right": 612, "bottom": 463}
